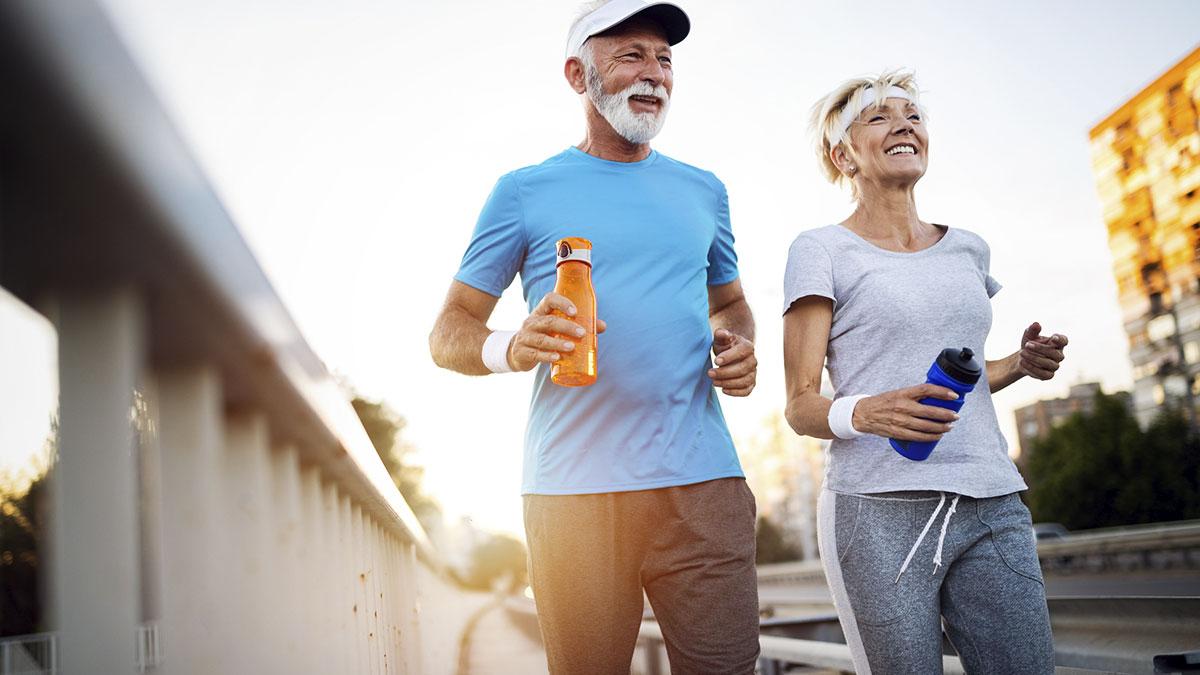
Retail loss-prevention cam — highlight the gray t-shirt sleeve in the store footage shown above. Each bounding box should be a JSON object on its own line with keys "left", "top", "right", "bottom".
{"left": 783, "top": 233, "right": 836, "bottom": 315}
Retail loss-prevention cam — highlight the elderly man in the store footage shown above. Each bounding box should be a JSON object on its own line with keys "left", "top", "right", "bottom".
{"left": 429, "top": 1, "right": 760, "bottom": 672}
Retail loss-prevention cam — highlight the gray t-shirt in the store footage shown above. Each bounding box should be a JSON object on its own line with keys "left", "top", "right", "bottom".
{"left": 783, "top": 224, "right": 1027, "bottom": 498}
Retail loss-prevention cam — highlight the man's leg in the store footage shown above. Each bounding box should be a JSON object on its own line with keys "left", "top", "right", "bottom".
{"left": 523, "top": 493, "right": 647, "bottom": 675}
{"left": 639, "top": 478, "right": 760, "bottom": 675}
{"left": 939, "top": 494, "right": 1054, "bottom": 675}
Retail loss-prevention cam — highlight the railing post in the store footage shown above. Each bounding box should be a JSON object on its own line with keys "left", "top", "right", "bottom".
{"left": 50, "top": 288, "right": 143, "bottom": 674}
{"left": 221, "top": 414, "right": 271, "bottom": 673}
{"left": 157, "top": 366, "right": 225, "bottom": 674}
{"left": 269, "top": 446, "right": 303, "bottom": 674}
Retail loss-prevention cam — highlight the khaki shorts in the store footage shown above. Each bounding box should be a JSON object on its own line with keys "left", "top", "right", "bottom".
{"left": 523, "top": 477, "right": 760, "bottom": 675}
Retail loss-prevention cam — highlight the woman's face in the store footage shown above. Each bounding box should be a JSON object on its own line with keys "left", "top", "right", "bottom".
{"left": 847, "top": 97, "right": 929, "bottom": 189}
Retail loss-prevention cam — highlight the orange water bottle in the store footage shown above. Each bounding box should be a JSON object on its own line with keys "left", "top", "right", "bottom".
{"left": 551, "top": 237, "right": 597, "bottom": 387}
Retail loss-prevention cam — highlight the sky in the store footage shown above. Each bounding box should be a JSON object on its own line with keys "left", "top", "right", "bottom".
{"left": 3, "top": 0, "right": 1200, "bottom": 538}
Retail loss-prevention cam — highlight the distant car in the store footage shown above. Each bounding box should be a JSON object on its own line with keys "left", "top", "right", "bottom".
{"left": 1033, "top": 522, "right": 1070, "bottom": 541}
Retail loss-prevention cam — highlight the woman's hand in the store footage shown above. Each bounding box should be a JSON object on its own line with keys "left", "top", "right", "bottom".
{"left": 1017, "top": 321, "right": 1068, "bottom": 381}
{"left": 851, "top": 384, "right": 960, "bottom": 442}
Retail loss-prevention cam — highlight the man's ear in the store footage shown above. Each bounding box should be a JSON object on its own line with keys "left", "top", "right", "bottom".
{"left": 565, "top": 57, "right": 588, "bottom": 95}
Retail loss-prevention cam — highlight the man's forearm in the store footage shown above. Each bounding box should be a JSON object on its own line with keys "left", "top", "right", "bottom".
{"left": 710, "top": 298, "right": 755, "bottom": 342}
{"left": 429, "top": 306, "right": 494, "bottom": 376}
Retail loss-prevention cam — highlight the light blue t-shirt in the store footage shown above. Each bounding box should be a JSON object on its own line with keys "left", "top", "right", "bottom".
{"left": 455, "top": 147, "right": 744, "bottom": 495}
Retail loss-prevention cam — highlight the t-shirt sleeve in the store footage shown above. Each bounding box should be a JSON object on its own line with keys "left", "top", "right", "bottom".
{"left": 453, "top": 173, "right": 526, "bottom": 298}
{"left": 782, "top": 233, "right": 835, "bottom": 315}
{"left": 985, "top": 273, "right": 1002, "bottom": 298}
{"left": 706, "top": 180, "right": 740, "bottom": 286}
{"left": 975, "top": 231, "right": 1002, "bottom": 298}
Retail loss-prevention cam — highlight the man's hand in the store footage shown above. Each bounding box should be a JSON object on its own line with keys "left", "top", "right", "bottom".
{"left": 708, "top": 328, "right": 756, "bottom": 396}
{"left": 1017, "top": 322, "right": 1068, "bottom": 381}
{"left": 508, "top": 292, "right": 606, "bottom": 372}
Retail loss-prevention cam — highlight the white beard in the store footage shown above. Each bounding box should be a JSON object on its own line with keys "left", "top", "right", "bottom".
{"left": 584, "top": 62, "right": 671, "bottom": 144}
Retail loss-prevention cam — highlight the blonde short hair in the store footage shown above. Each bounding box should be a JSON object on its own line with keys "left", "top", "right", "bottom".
{"left": 809, "top": 70, "right": 923, "bottom": 199}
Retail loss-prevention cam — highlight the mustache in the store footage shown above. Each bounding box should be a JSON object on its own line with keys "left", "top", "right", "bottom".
{"left": 620, "top": 80, "right": 670, "bottom": 105}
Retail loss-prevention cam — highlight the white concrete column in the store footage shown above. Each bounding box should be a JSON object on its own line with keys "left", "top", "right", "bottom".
{"left": 351, "top": 503, "right": 371, "bottom": 673}
{"left": 408, "top": 542, "right": 424, "bottom": 669}
{"left": 324, "top": 482, "right": 348, "bottom": 672}
{"left": 299, "top": 467, "right": 330, "bottom": 674}
{"left": 367, "top": 514, "right": 381, "bottom": 667}
{"left": 156, "top": 366, "right": 225, "bottom": 675}
{"left": 220, "top": 414, "right": 271, "bottom": 673}
{"left": 378, "top": 531, "right": 393, "bottom": 671}
{"left": 384, "top": 532, "right": 402, "bottom": 669}
{"left": 340, "top": 494, "right": 363, "bottom": 674}
{"left": 269, "top": 446, "right": 303, "bottom": 672}
{"left": 51, "top": 288, "right": 143, "bottom": 674}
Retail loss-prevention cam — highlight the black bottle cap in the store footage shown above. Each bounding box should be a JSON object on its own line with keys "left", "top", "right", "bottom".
{"left": 936, "top": 347, "right": 983, "bottom": 384}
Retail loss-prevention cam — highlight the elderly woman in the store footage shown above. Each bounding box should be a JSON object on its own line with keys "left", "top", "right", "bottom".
{"left": 783, "top": 70, "right": 1068, "bottom": 674}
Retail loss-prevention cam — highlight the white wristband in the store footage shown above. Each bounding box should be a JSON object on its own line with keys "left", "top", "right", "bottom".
{"left": 828, "top": 394, "right": 871, "bottom": 439}
{"left": 482, "top": 330, "right": 517, "bottom": 374}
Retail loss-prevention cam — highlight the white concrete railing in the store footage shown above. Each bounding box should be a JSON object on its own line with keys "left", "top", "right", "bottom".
{"left": 0, "top": 1, "right": 479, "bottom": 672}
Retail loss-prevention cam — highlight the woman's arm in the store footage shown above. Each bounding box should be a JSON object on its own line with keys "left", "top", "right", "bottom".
{"left": 783, "top": 296, "right": 838, "bottom": 438}
{"left": 782, "top": 296, "right": 960, "bottom": 441}
{"left": 987, "top": 322, "right": 1069, "bottom": 394}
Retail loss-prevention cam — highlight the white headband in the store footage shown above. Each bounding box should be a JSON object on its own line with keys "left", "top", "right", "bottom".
{"left": 830, "top": 85, "right": 915, "bottom": 146}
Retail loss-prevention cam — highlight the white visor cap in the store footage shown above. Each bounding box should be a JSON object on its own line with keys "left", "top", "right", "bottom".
{"left": 565, "top": 0, "right": 690, "bottom": 59}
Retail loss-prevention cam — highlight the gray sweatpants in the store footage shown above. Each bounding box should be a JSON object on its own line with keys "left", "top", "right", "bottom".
{"left": 817, "top": 489, "right": 1054, "bottom": 674}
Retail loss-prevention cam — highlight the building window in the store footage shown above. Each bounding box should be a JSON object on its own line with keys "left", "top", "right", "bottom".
{"left": 1187, "top": 342, "right": 1200, "bottom": 364}
{"left": 1154, "top": 384, "right": 1165, "bottom": 405}
{"left": 1168, "top": 83, "right": 1184, "bottom": 106}
{"left": 1150, "top": 291, "right": 1164, "bottom": 314}
{"left": 1148, "top": 313, "right": 1177, "bottom": 342}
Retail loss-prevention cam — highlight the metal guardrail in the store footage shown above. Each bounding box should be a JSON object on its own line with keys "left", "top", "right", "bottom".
{"left": 1037, "top": 521, "right": 1200, "bottom": 574}
{"left": 0, "top": 634, "right": 55, "bottom": 675}
{"left": 635, "top": 600, "right": 1200, "bottom": 675}
{"left": 0, "top": 0, "right": 481, "bottom": 672}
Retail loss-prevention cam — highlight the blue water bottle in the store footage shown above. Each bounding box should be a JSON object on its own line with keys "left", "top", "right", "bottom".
{"left": 890, "top": 347, "right": 983, "bottom": 461}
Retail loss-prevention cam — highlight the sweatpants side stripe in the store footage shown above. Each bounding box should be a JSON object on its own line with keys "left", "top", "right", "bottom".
{"left": 818, "top": 489, "right": 872, "bottom": 675}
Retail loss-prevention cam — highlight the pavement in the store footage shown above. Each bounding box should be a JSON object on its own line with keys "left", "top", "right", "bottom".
{"left": 460, "top": 599, "right": 548, "bottom": 675}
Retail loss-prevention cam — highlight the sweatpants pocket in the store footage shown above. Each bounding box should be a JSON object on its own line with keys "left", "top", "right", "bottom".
{"left": 978, "top": 493, "right": 1044, "bottom": 585}
{"left": 835, "top": 494, "right": 943, "bottom": 627}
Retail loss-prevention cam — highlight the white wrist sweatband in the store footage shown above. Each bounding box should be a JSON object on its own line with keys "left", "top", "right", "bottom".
{"left": 828, "top": 394, "right": 871, "bottom": 439}
{"left": 482, "top": 330, "right": 517, "bottom": 374}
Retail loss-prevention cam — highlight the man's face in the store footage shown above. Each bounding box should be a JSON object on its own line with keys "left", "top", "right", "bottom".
{"left": 582, "top": 18, "right": 673, "bottom": 143}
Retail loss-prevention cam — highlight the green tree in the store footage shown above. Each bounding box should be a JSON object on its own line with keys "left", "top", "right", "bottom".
{"left": 460, "top": 533, "right": 528, "bottom": 594}
{"left": 755, "top": 515, "right": 800, "bottom": 565}
{"left": 1, "top": 474, "right": 45, "bottom": 636}
{"left": 350, "top": 395, "right": 441, "bottom": 532}
{"left": 1026, "top": 393, "right": 1200, "bottom": 529}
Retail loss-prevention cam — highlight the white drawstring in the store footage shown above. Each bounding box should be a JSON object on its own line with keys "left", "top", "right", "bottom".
{"left": 894, "top": 492, "right": 960, "bottom": 584}
{"left": 932, "top": 494, "right": 960, "bottom": 573}
{"left": 895, "top": 493, "right": 944, "bottom": 584}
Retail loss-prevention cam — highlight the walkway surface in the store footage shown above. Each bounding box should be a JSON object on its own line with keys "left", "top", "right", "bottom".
{"left": 461, "top": 598, "right": 548, "bottom": 675}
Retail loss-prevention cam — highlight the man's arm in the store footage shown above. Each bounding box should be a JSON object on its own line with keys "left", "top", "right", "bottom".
{"left": 707, "top": 278, "right": 756, "bottom": 396}
{"left": 429, "top": 280, "right": 502, "bottom": 376}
